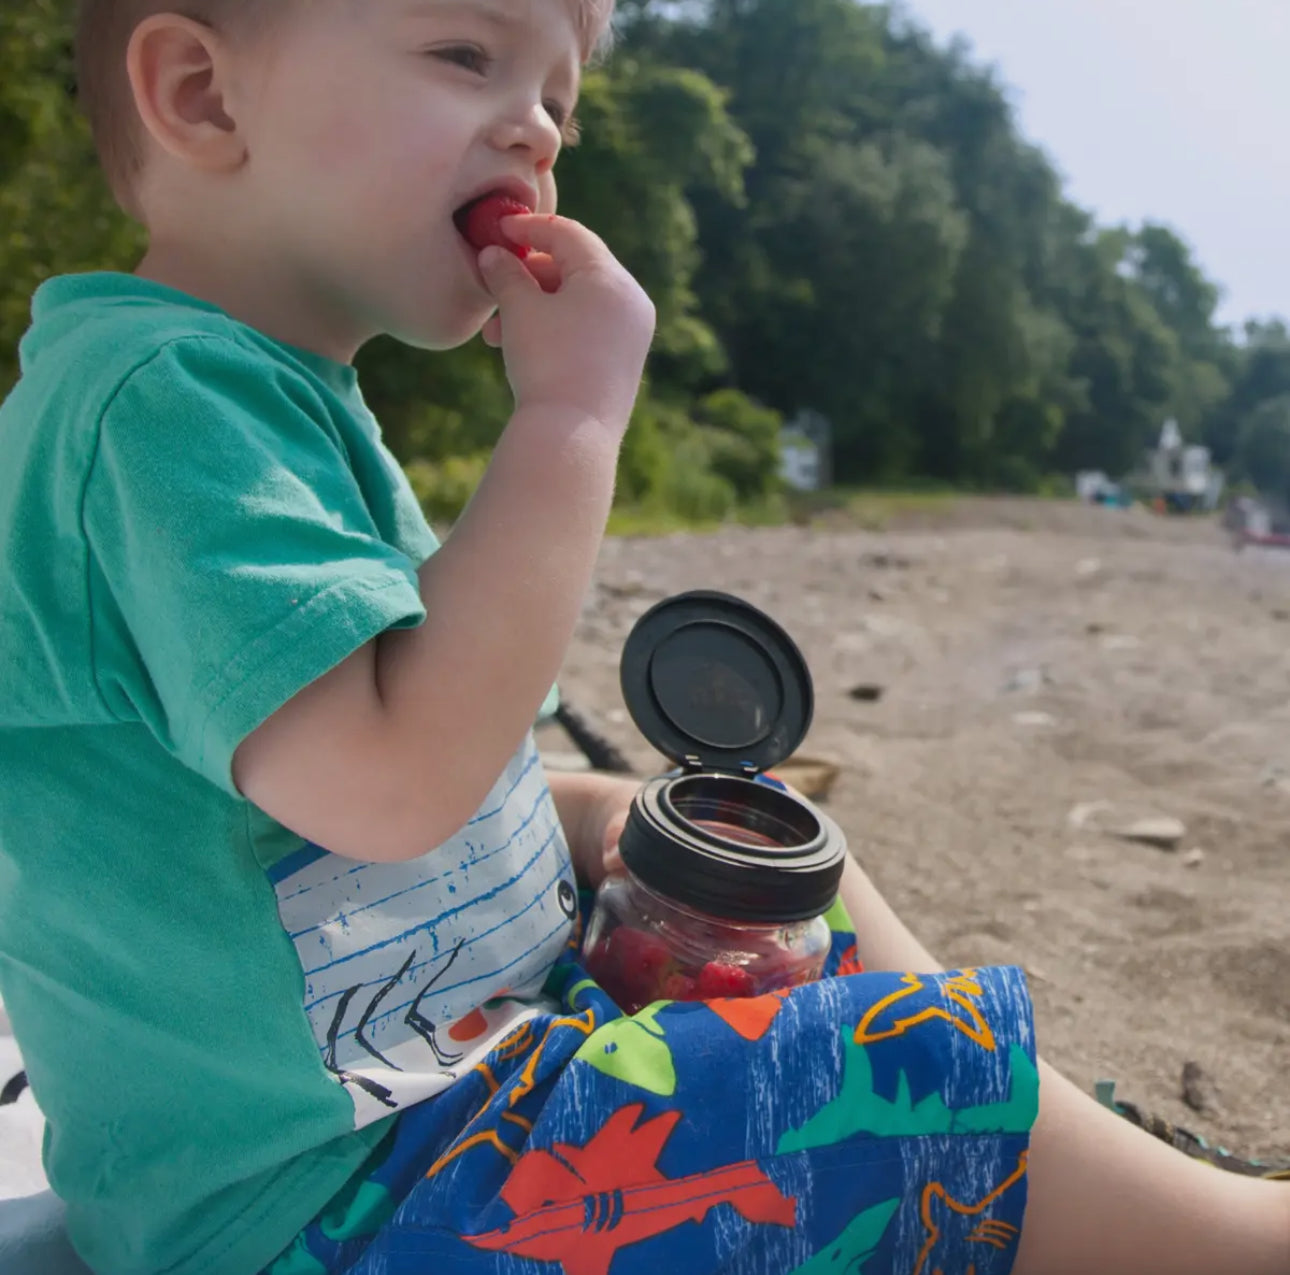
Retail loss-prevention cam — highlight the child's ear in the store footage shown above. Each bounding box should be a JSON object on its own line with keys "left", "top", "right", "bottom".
{"left": 126, "top": 14, "right": 246, "bottom": 174}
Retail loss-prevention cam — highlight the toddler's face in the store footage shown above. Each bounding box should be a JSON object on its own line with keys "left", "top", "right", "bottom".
{"left": 236, "top": 0, "right": 581, "bottom": 354}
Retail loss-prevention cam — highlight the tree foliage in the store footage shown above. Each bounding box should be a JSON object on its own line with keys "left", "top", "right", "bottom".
{"left": 0, "top": 2, "right": 143, "bottom": 391}
{"left": 2, "top": 0, "right": 1287, "bottom": 517}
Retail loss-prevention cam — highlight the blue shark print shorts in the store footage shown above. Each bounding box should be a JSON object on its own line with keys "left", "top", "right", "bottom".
{"left": 265, "top": 903, "right": 1037, "bottom": 1275}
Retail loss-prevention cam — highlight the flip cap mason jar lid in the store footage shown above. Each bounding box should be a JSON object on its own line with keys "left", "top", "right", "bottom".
{"left": 619, "top": 589, "right": 813, "bottom": 776}
{"left": 616, "top": 591, "right": 845, "bottom": 923}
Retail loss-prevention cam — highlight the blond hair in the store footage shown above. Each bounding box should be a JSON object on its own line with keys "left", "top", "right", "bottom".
{"left": 75, "top": 0, "right": 615, "bottom": 208}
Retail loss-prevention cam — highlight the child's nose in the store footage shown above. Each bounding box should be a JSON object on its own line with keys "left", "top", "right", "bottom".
{"left": 488, "top": 103, "right": 562, "bottom": 168}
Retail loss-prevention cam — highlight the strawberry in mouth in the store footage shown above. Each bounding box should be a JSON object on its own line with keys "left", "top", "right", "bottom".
{"left": 454, "top": 192, "right": 532, "bottom": 259}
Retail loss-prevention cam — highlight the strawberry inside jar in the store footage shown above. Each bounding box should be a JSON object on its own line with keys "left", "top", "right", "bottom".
{"left": 581, "top": 590, "right": 849, "bottom": 1013}
{"left": 582, "top": 910, "right": 817, "bottom": 1014}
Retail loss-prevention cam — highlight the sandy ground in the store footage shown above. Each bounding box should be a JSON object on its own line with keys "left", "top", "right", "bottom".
{"left": 540, "top": 498, "right": 1290, "bottom": 1162}
{"left": 3, "top": 497, "right": 1287, "bottom": 1204}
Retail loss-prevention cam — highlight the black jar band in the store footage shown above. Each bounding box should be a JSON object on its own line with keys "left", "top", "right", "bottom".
{"left": 618, "top": 773, "right": 846, "bottom": 923}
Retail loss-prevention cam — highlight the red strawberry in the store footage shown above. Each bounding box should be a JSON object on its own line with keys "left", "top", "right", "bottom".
{"left": 582, "top": 939, "right": 614, "bottom": 982}
{"left": 696, "top": 960, "right": 756, "bottom": 999}
{"left": 459, "top": 194, "right": 531, "bottom": 258}
{"left": 661, "top": 972, "right": 699, "bottom": 1002}
{"left": 609, "top": 927, "right": 671, "bottom": 987}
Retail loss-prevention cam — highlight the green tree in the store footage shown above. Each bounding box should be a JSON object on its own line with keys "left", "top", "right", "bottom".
{"left": 1045, "top": 227, "right": 1177, "bottom": 475}
{"left": 885, "top": 30, "right": 1082, "bottom": 483}
{"left": 1125, "top": 223, "right": 1233, "bottom": 441}
{"left": 0, "top": 2, "right": 142, "bottom": 394}
{"left": 555, "top": 61, "right": 751, "bottom": 386}
{"left": 1237, "top": 394, "right": 1290, "bottom": 507}
{"left": 1206, "top": 325, "right": 1290, "bottom": 467}
{"left": 3, "top": 0, "right": 1283, "bottom": 512}
{"left": 651, "top": 0, "right": 972, "bottom": 478}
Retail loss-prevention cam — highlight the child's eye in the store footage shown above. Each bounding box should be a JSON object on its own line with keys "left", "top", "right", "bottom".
{"left": 430, "top": 44, "right": 492, "bottom": 75}
{"left": 560, "top": 115, "right": 583, "bottom": 147}
{"left": 545, "top": 101, "right": 581, "bottom": 146}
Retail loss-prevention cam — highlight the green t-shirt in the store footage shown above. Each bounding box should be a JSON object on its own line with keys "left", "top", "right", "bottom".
{"left": 0, "top": 274, "right": 576, "bottom": 1275}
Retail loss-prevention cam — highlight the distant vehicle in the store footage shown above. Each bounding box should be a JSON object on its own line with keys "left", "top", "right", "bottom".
{"left": 1076, "top": 421, "right": 1225, "bottom": 515}
{"left": 779, "top": 410, "right": 832, "bottom": 493}
{"left": 1224, "top": 496, "right": 1290, "bottom": 551}
{"left": 1075, "top": 470, "right": 1131, "bottom": 508}
{"left": 1146, "top": 420, "right": 1224, "bottom": 514}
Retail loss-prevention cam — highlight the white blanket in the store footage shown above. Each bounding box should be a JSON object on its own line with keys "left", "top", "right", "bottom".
{"left": 0, "top": 1002, "right": 48, "bottom": 1201}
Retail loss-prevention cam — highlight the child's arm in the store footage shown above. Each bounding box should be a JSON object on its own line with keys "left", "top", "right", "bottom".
{"left": 233, "top": 217, "right": 654, "bottom": 863}
{"left": 546, "top": 770, "right": 640, "bottom": 888}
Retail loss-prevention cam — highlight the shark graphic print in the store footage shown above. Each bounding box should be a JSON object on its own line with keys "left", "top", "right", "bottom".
{"left": 269, "top": 736, "right": 577, "bottom": 1128}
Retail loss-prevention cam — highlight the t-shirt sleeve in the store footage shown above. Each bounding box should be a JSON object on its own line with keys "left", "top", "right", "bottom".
{"left": 537, "top": 683, "right": 560, "bottom": 723}
{"left": 82, "top": 335, "right": 428, "bottom": 794}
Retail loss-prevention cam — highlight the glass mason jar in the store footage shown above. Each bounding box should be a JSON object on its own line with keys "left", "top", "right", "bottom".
{"left": 582, "top": 770, "right": 845, "bottom": 1013}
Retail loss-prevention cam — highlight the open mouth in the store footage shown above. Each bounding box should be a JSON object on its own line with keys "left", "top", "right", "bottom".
{"left": 454, "top": 190, "right": 533, "bottom": 257}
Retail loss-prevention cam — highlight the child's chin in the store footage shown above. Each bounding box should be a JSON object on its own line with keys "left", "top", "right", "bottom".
{"left": 392, "top": 307, "right": 492, "bottom": 353}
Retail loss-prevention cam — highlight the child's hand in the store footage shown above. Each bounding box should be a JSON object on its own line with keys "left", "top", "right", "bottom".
{"left": 477, "top": 215, "right": 655, "bottom": 435}
{"left": 589, "top": 776, "right": 637, "bottom": 887}
{"left": 548, "top": 772, "right": 639, "bottom": 890}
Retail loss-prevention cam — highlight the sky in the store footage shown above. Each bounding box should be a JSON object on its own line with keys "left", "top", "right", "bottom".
{"left": 904, "top": 0, "right": 1290, "bottom": 328}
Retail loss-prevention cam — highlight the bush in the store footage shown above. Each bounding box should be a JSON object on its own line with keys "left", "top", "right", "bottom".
{"left": 694, "top": 389, "right": 784, "bottom": 499}
{"left": 616, "top": 396, "right": 685, "bottom": 504}
{"left": 404, "top": 454, "right": 491, "bottom": 524}
{"left": 402, "top": 388, "right": 775, "bottom": 532}
{"left": 616, "top": 394, "right": 740, "bottom": 520}
{"left": 661, "top": 455, "right": 737, "bottom": 521}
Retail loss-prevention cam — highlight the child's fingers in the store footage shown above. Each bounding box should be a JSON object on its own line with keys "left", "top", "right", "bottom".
{"left": 601, "top": 843, "right": 623, "bottom": 881}
{"left": 480, "top": 312, "right": 503, "bottom": 347}
{"left": 477, "top": 244, "right": 541, "bottom": 305}
{"left": 599, "top": 810, "right": 628, "bottom": 885}
{"left": 523, "top": 251, "right": 562, "bottom": 294}
{"left": 499, "top": 214, "right": 610, "bottom": 273}
{"left": 602, "top": 810, "right": 629, "bottom": 854}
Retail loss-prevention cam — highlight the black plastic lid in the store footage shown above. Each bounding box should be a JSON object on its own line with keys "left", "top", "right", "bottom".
{"left": 619, "top": 772, "right": 847, "bottom": 923}
{"left": 619, "top": 591, "right": 813, "bottom": 776}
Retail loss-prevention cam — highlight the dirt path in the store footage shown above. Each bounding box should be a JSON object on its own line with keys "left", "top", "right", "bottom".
{"left": 542, "top": 499, "right": 1290, "bottom": 1160}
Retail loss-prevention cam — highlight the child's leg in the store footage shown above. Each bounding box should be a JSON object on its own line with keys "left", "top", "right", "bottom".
{"left": 1019, "top": 1060, "right": 1290, "bottom": 1274}
{"left": 836, "top": 854, "right": 941, "bottom": 972}
{"left": 838, "top": 855, "right": 1290, "bottom": 1275}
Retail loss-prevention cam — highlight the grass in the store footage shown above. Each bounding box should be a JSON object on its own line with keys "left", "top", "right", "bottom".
{"left": 604, "top": 507, "right": 725, "bottom": 537}
{"left": 787, "top": 486, "right": 962, "bottom": 531}
{"left": 604, "top": 487, "right": 964, "bottom": 537}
